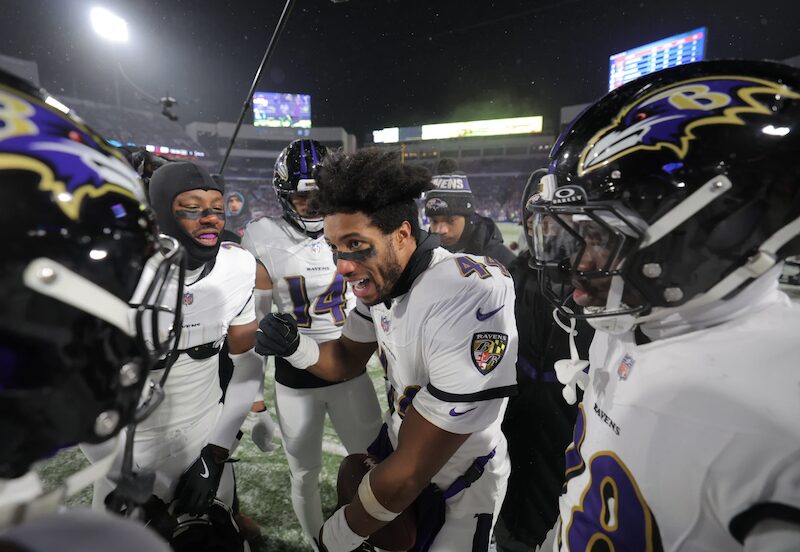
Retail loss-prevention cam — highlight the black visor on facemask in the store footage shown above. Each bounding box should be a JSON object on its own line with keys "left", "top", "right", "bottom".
{"left": 148, "top": 162, "right": 225, "bottom": 269}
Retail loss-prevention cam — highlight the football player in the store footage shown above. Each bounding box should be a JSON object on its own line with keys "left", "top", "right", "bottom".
{"left": 527, "top": 60, "right": 800, "bottom": 550}
{"left": 83, "top": 160, "right": 265, "bottom": 534}
{"left": 241, "top": 139, "right": 382, "bottom": 548}
{"left": 0, "top": 70, "right": 181, "bottom": 550}
{"left": 256, "top": 148, "right": 518, "bottom": 551}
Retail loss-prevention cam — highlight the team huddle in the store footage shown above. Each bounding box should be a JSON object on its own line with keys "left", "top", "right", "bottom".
{"left": 1, "top": 59, "right": 800, "bottom": 552}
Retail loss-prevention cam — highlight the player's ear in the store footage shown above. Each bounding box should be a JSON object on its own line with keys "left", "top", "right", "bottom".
{"left": 395, "top": 220, "right": 413, "bottom": 247}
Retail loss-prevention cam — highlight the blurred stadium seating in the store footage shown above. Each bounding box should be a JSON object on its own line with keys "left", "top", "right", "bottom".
{"left": 62, "top": 96, "right": 206, "bottom": 155}
{"left": 53, "top": 94, "right": 549, "bottom": 233}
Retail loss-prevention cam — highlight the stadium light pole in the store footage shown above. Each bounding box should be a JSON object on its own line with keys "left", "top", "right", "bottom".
{"left": 90, "top": 7, "right": 129, "bottom": 107}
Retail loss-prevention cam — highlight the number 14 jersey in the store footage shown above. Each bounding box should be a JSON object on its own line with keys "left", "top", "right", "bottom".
{"left": 242, "top": 216, "right": 354, "bottom": 388}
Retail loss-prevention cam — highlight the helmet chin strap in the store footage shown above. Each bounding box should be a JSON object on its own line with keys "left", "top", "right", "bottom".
{"left": 299, "top": 217, "right": 324, "bottom": 233}
{"left": 280, "top": 194, "right": 324, "bottom": 236}
{"left": 0, "top": 435, "right": 124, "bottom": 528}
{"left": 585, "top": 275, "right": 638, "bottom": 335}
{"left": 552, "top": 307, "right": 590, "bottom": 405}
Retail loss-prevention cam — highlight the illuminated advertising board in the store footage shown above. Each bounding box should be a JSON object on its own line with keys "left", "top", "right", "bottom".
{"left": 372, "top": 115, "right": 543, "bottom": 143}
{"left": 421, "top": 116, "right": 543, "bottom": 140}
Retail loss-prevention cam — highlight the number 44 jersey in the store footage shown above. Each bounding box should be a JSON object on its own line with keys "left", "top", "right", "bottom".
{"left": 242, "top": 216, "right": 353, "bottom": 343}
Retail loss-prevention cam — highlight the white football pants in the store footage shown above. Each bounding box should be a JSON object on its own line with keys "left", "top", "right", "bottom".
{"left": 275, "top": 371, "right": 382, "bottom": 548}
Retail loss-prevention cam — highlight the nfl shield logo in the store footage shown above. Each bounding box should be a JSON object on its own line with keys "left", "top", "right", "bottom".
{"left": 381, "top": 316, "right": 391, "bottom": 333}
{"left": 183, "top": 292, "right": 194, "bottom": 306}
{"left": 311, "top": 242, "right": 321, "bottom": 254}
{"left": 617, "top": 354, "right": 634, "bottom": 380}
{"left": 470, "top": 332, "right": 508, "bottom": 375}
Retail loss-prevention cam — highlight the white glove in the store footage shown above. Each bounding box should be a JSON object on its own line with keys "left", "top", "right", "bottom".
{"left": 249, "top": 409, "right": 280, "bottom": 452}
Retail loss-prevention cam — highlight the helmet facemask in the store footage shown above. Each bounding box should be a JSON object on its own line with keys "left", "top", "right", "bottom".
{"left": 527, "top": 184, "right": 648, "bottom": 325}
{"left": 277, "top": 182, "right": 324, "bottom": 235}
{"left": 273, "top": 139, "right": 328, "bottom": 236}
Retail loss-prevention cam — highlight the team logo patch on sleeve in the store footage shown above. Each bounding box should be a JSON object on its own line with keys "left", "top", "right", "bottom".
{"left": 471, "top": 332, "right": 508, "bottom": 375}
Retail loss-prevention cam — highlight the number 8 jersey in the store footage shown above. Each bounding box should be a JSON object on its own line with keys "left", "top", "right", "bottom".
{"left": 242, "top": 216, "right": 354, "bottom": 387}
{"left": 553, "top": 289, "right": 800, "bottom": 551}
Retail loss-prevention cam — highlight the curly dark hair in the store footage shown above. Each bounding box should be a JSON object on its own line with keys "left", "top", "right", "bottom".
{"left": 316, "top": 148, "right": 433, "bottom": 234}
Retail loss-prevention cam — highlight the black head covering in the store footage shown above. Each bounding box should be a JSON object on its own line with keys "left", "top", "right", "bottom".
{"left": 149, "top": 162, "right": 224, "bottom": 269}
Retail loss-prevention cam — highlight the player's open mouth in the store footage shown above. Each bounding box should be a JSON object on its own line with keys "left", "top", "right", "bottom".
{"left": 572, "top": 287, "right": 590, "bottom": 304}
{"left": 572, "top": 278, "right": 610, "bottom": 307}
{"left": 194, "top": 231, "right": 219, "bottom": 246}
{"left": 351, "top": 277, "right": 372, "bottom": 298}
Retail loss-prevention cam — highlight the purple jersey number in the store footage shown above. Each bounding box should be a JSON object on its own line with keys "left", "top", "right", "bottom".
{"left": 455, "top": 256, "right": 492, "bottom": 279}
{"left": 285, "top": 273, "right": 348, "bottom": 328}
{"left": 387, "top": 384, "right": 421, "bottom": 419}
{"left": 561, "top": 405, "right": 663, "bottom": 551}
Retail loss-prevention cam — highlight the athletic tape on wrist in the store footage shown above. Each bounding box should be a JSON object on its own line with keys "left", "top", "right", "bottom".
{"left": 357, "top": 471, "right": 400, "bottom": 522}
{"left": 285, "top": 333, "right": 320, "bottom": 369}
{"left": 322, "top": 506, "right": 366, "bottom": 550}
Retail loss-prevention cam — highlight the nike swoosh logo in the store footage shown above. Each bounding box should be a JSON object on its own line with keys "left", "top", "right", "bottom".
{"left": 200, "top": 458, "right": 210, "bottom": 479}
{"left": 476, "top": 305, "right": 504, "bottom": 321}
{"left": 449, "top": 406, "right": 477, "bottom": 417}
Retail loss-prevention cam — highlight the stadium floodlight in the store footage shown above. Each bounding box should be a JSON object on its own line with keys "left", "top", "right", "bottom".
{"left": 90, "top": 7, "right": 129, "bottom": 43}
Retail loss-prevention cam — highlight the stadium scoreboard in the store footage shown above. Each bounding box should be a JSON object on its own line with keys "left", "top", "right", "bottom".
{"left": 253, "top": 92, "right": 312, "bottom": 128}
{"left": 609, "top": 27, "right": 707, "bottom": 91}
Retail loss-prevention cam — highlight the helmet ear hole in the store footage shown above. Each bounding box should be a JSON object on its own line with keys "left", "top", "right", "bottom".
{"left": 706, "top": 199, "right": 764, "bottom": 253}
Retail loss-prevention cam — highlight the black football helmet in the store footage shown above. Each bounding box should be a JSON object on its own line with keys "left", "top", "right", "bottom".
{"left": 527, "top": 60, "right": 800, "bottom": 327}
{"left": 273, "top": 139, "right": 328, "bottom": 235}
{"left": 0, "top": 69, "right": 185, "bottom": 485}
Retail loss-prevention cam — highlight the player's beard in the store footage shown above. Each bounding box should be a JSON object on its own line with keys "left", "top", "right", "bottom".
{"left": 366, "top": 244, "right": 404, "bottom": 307}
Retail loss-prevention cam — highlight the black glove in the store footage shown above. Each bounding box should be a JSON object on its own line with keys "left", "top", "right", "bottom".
{"left": 256, "top": 313, "right": 300, "bottom": 357}
{"left": 130, "top": 148, "right": 170, "bottom": 179}
{"left": 173, "top": 444, "right": 226, "bottom": 516}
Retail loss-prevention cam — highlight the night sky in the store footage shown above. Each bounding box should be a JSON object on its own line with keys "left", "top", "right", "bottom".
{"left": 3, "top": 0, "right": 799, "bottom": 141}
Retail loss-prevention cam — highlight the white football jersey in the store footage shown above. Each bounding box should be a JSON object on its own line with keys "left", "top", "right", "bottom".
{"left": 242, "top": 216, "right": 354, "bottom": 343}
{"left": 553, "top": 290, "right": 800, "bottom": 551}
{"left": 137, "top": 243, "right": 256, "bottom": 433}
{"left": 342, "top": 247, "right": 518, "bottom": 515}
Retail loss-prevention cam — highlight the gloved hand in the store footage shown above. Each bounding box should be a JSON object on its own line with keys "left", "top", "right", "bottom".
{"left": 173, "top": 444, "right": 226, "bottom": 515}
{"left": 249, "top": 409, "right": 280, "bottom": 453}
{"left": 130, "top": 148, "right": 170, "bottom": 180}
{"left": 256, "top": 313, "right": 300, "bottom": 357}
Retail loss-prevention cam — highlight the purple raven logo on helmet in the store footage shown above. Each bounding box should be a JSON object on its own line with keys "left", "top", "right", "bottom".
{"left": 578, "top": 76, "right": 800, "bottom": 176}
{"left": 0, "top": 86, "right": 144, "bottom": 219}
